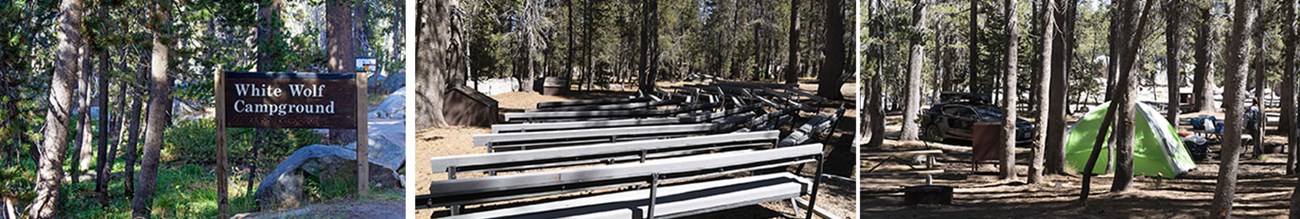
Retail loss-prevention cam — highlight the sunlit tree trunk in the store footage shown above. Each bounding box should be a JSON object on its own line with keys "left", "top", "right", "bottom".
{"left": 1165, "top": 0, "right": 1181, "bottom": 125}
{"left": 1211, "top": 0, "right": 1256, "bottom": 215}
{"left": 1031, "top": 0, "right": 1056, "bottom": 184}
{"left": 1045, "top": 0, "right": 1077, "bottom": 175}
{"left": 132, "top": 0, "right": 173, "bottom": 217}
{"left": 1109, "top": 0, "right": 1155, "bottom": 194}
{"left": 415, "top": 0, "right": 462, "bottom": 129}
{"left": 31, "top": 0, "right": 83, "bottom": 217}
{"left": 1000, "top": 0, "right": 1019, "bottom": 181}
{"left": 901, "top": 0, "right": 925, "bottom": 141}
{"left": 326, "top": 0, "right": 356, "bottom": 143}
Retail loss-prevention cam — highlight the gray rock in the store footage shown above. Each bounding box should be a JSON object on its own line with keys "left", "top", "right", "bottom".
{"left": 254, "top": 145, "right": 401, "bottom": 210}
{"left": 369, "top": 87, "right": 405, "bottom": 119}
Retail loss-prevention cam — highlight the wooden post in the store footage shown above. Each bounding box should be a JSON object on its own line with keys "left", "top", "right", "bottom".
{"left": 215, "top": 71, "right": 229, "bottom": 218}
{"left": 356, "top": 72, "right": 369, "bottom": 196}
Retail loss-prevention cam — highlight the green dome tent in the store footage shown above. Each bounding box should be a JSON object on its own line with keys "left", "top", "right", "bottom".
{"left": 1064, "top": 102, "right": 1196, "bottom": 179}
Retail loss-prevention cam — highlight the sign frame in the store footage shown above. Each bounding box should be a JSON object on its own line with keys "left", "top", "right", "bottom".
{"left": 215, "top": 71, "right": 370, "bottom": 218}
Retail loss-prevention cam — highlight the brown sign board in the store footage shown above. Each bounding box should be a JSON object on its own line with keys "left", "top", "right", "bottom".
{"left": 221, "top": 72, "right": 358, "bottom": 128}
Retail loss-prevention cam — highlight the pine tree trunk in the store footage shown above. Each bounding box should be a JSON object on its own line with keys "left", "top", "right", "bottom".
{"left": 1046, "top": 0, "right": 1078, "bottom": 174}
{"left": 326, "top": 0, "right": 356, "bottom": 143}
{"left": 415, "top": 0, "right": 461, "bottom": 129}
{"left": 1211, "top": 0, "right": 1256, "bottom": 215}
{"left": 1283, "top": 0, "right": 1298, "bottom": 176}
{"left": 1000, "top": 0, "right": 1019, "bottom": 181}
{"left": 901, "top": 0, "right": 925, "bottom": 141}
{"left": 784, "top": 0, "right": 801, "bottom": 84}
{"left": 132, "top": 1, "right": 173, "bottom": 217}
{"left": 257, "top": 0, "right": 285, "bottom": 72}
{"left": 869, "top": 73, "right": 886, "bottom": 147}
{"left": 1109, "top": 0, "right": 1155, "bottom": 194}
{"left": 1192, "top": 5, "right": 1217, "bottom": 113}
{"left": 1166, "top": 0, "right": 1181, "bottom": 126}
{"left": 123, "top": 67, "right": 145, "bottom": 200}
{"left": 816, "top": 0, "right": 844, "bottom": 100}
{"left": 31, "top": 0, "right": 83, "bottom": 217}
{"left": 94, "top": 38, "right": 110, "bottom": 207}
{"left": 1031, "top": 0, "right": 1056, "bottom": 184}
{"left": 968, "top": 0, "right": 980, "bottom": 94}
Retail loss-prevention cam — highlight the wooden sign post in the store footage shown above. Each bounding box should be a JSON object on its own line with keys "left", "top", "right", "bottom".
{"left": 215, "top": 72, "right": 369, "bottom": 218}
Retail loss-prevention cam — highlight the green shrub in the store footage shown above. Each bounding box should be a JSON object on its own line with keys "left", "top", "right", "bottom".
{"left": 163, "top": 118, "right": 322, "bottom": 166}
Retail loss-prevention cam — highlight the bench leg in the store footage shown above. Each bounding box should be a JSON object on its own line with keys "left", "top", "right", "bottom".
{"left": 450, "top": 205, "right": 461, "bottom": 216}
{"left": 648, "top": 173, "right": 660, "bottom": 219}
{"left": 805, "top": 156, "right": 825, "bottom": 219}
{"left": 790, "top": 197, "right": 801, "bottom": 217}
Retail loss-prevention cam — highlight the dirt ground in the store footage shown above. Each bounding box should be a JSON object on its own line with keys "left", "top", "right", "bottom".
{"left": 233, "top": 198, "right": 404, "bottom": 219}
{"left": 862, "top": 113, "right": 1299, "bottom": 218}
{"left": 414, "top": 82, "right": 857, "bottom": 218}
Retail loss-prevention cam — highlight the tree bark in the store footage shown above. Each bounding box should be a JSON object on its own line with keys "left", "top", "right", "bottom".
{"left": 1192, "top": 4, "right": 1217, "bottom": 113}
{"left": 415, "top": 0, "right": 463, "bottom": 129}
{"left": 123, "top": 65, "right": 146, "bottom": 200}
{"left": 94, "top": 31, "right": 110, "bottom": 207}
{"left": 132, "top": 1, "right": 173, "bottom": 217}
{"left": 1031, "top": 0, "right": 1055, "bottom": 184}
{"left": 1166, "top": 0, "right": 1181, "bottom": 125}
{"left": 72, "top": 49, "right": 91, "bottom": 184}
{"left": 1211, "top": 0, "right": 1256, "bottom": 215}
{"left": 639, "top": 0, "right": 660, "bottom": 95}
{"left": 1251, "top": 11, "right": 1267, "bottom": 159}
{"left": 785, "top": 0, "right": 801, "bottom": 84}
{"left": 326, "top": 0, "right": 356, "bottom": 143}
{"left": 1000, "top": 0, "right": 1019, "bottom": 181}
{"left": 1283, "top": 0, "right": 1298, "bottom": 176}
{"left": 256, "top": 0, "right": 285, "bottom": 72}
{"left": 816, "top": 0, "right": 845, "bottom": 100}
{"left": 901, "top": 0, "right": 925, "bottom": 141}
{"left": 1109, "top": 0, "right": 1155, "bottom": 194}
{"left": 31, "top": 0, "right": 83, "bottom": 217}
{"left": 969, "top": 0, "right": 980, "bottom": 94}
{"left": 1046, "top": 0, "right": 1078, "bottom": 174}
{"left": 870, "top": 72, "right": 886, "bottom": 147}
{"left": 566, "top": 0, "right": 574, "bottom": 90}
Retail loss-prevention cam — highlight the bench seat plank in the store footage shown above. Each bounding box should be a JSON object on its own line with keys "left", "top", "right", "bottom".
{"left": 427, "top": 144, "right": 823, "bottom": 198}
{"left": 446, "top": 172, "right": 810, "bottom": 219}
{"left": 435, "top": 131, "right": 780, "bottom": 173}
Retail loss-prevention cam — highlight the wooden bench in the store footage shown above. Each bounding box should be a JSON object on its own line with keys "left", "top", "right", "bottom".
{"left": 419, "top": 143, "right": 828, "bottom": 219}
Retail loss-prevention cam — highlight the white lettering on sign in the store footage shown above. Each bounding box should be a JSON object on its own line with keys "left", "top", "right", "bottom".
{"left": 231, "top": 83, "right": 338, "bottom": 117}
{"left": 288, "top": 84, "right": 325, "bottom": 97}
{"left": 233, "top": 100, "right": 336, "bottom": 116}
{"left": 234, "top": 83, "right": 282, "bottom": 97}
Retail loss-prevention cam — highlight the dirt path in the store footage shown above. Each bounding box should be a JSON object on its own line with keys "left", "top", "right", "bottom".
{"left": 233, "top": 198, "right": 404, "bottom": 219}
{"left": 863, "top": 117, "right": 1298, "bottom": 218}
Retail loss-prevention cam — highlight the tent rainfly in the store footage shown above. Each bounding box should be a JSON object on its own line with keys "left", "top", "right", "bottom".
{"left": 1064, "top": 102, "right": 1197, "bottom": 179}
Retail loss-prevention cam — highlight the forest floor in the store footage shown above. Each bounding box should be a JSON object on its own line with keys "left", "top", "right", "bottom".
{"left": 414, "top": 81, "right": 858, "bottom": 218}
{"left": 232, "top": 195, "right": 404, "bottom": 219}
{"left": 862, "top": 112, "right": 1299, "bottom": 218}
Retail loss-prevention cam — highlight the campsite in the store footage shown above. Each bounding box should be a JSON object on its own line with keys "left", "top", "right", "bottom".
{"left": 412, "top": 0, "right": 858, "bottom": 218}
{"left": 861, "top": 0, "right": 1300, "bottom": 218}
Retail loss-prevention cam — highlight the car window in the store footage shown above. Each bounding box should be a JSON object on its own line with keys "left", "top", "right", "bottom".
{"left": 943, "top": 106, "right": 975, "bottom": 119}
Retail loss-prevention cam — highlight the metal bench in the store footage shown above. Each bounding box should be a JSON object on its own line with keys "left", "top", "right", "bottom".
{"left": 536, "top": 97, "right": 652, "bottom": 109}
{"left": 433, "top": 131, "right": 781, "bottom": 178}
{"left": 491, "top": 104, "right": 761, "bottom": 133}
{"left": 503, "top": 102, "right": 722, "bottom": 123}
{"left": 526, "top": 98, "right": 686, "bottom": 112}
{"left": 420, "top": 143, "right": 827, "bottom": 219}
{"left": 477, "top": 113, "right": 757, "bottom": 152}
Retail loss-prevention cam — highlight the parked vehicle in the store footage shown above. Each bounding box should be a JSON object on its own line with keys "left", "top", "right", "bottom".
{"left": 919, "top": 93, "right": 1035, "bottom": 144}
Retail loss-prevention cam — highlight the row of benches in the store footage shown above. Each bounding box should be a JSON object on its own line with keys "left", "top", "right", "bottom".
{"left": 420, "top": 85, "right": 843, "bottom": 218}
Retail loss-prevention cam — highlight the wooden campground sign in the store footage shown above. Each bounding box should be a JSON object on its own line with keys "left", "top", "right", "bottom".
{"left": 223, "top": 72, "right": 359, "bottom": 128}
{"left": 214, "top": 71, "right": 369, "bottom": 218}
